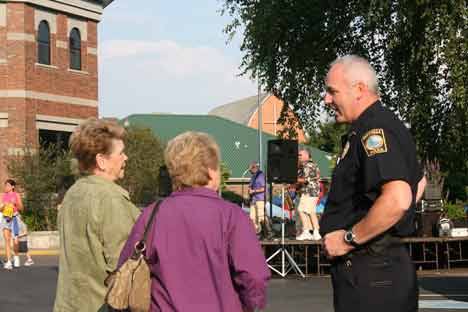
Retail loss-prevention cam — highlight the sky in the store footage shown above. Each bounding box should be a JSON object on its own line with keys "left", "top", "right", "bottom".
{"left": 98, "top": 0, "right": 258, "bottom": 118}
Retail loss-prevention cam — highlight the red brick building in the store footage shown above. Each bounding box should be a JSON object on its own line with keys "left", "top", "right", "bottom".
{"left": 209, "top": 93, "right": 308, "bottom": 143}
{"left": 0, "top": 0, "right": 113, "bottom": 182}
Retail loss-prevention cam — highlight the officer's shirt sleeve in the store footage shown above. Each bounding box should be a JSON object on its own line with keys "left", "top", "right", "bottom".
{"left": 359, "top": 127, "right": 411, "bottom": 200}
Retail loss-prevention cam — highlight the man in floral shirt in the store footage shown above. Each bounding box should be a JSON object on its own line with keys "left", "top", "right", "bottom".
{"left": 296, "top": 149, "right": 321, "bottom": 240}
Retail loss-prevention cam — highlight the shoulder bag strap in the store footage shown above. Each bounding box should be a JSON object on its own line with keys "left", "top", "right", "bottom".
{"left": 133, "top": 199, "right": 163, "bottom": 257}
{"left": 142, "top": 199, "right": 162, "bottom": 244}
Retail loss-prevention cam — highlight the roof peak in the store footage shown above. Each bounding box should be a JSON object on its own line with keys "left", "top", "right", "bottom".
{"left": 208, "top": 93, "right": 271, "bottom": 125}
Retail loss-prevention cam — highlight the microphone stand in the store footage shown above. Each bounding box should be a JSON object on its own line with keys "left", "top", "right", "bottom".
{"left": 266, "top": 183, "right": 305, "bottom": 278}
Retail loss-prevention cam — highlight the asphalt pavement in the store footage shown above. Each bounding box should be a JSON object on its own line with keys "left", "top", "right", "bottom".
{"left": 1, "top": 255, "right": 468, "bottom": 312}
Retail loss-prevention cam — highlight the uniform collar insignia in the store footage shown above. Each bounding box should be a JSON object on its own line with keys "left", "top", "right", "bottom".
{"left": 341, "top": 141, "right": 350, "bottom": 160}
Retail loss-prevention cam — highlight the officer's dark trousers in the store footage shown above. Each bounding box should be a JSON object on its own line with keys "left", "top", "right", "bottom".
{"left": 330, "top": 244, "right": 418, "bottom": 312}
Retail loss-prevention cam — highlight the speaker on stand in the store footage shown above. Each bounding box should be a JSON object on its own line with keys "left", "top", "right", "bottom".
{"left": 267, "top": 140, "right": 299, "bottom": 184}
{"left": 265, "top": 140, "right": 304, "bottom": 278}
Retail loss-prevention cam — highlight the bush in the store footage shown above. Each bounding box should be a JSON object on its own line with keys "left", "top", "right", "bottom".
{"left": 7, "top": 144, "right": 73, "bottom": 231}
{"left": 119, "top": 126, "right": 165, "bottom": 206}
{"left": 221, "top": 190, "right": 244, "bottom": 206}
{"left": 445, "top": 203, "right": 466, "bottom": 221}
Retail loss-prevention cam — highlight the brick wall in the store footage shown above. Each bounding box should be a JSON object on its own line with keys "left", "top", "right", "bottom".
{"left": 0, "top": 2, "right": 101, "bottom": 183}
{"left": 249, "top": 95, "right": 307, "bottom": 143}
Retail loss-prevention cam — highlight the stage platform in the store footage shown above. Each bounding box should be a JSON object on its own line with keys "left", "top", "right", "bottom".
{"left": 261, "top": 237, "right": 468, "bottom": 276}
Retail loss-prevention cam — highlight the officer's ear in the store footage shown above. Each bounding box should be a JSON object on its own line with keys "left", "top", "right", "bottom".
{"left": 353, "top": 81, "right": 367, "bottom": 100}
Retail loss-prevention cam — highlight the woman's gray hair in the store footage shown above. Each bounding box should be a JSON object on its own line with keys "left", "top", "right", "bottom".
{"left": 330, "top": 55, "right": 380, "bottom": 96}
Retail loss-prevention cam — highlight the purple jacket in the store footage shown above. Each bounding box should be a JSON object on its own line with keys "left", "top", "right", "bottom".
{"left": 118, "top": 187, "right": 270, "bottom": 312}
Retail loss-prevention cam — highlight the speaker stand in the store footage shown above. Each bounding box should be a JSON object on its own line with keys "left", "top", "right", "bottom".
{"left": 266, "top": 184, "right": 305, "bottom": 278}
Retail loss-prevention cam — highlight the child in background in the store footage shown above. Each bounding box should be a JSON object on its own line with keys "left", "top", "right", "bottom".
{"left": 17, "top": 217, "right": 33, "bottom": 266}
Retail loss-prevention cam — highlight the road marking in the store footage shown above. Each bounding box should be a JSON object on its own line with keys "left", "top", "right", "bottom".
{"left": 420, "top": 294, "right": 468, "bottom": 298}
{"left": 419, "top": 300, "right": 468, "bottom": 309}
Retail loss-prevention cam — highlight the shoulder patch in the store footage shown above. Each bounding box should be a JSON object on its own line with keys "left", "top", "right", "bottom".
{"left": 361, "top": 128, "right": 387, "bottom": 157}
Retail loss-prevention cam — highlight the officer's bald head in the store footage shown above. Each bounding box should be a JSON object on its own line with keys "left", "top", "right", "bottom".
{"left": 330, "top": 55, "right": 380, "bottom": 96}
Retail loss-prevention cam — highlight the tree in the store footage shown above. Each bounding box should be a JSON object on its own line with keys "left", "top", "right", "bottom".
{"left": 222, "top": 0, "right": 467, "bottom": 201}
{"left": 308, "top": 120, "right": 349, "bottom": 155}
{"left": 119, "top": 126, "right": 165, "bottom": 207}
{"left": 7, "top": 144, "right": 72, "bottom": 230}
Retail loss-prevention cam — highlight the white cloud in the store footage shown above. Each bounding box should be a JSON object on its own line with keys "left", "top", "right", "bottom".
{"left": 101, "top": 40, "right": 238, "bottom": 78}
{"left": 98, "top": 39, "right": 257, "bottom": 117}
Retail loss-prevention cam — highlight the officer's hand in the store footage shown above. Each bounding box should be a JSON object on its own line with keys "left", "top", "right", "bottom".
{"left": 323, "top": 230, "right": 353, "bottom": 259}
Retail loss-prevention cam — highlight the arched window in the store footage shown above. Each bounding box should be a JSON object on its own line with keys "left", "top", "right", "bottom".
{"left": 69, "top": 28, "right": 81, "bottom": 70}
{"left": 37, "top": 20, "right": 50, "bottom": 65}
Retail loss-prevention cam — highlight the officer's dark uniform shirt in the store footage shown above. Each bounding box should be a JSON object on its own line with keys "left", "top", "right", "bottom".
{"left": 320, "top": 101, "right": 423, "bottom": 237}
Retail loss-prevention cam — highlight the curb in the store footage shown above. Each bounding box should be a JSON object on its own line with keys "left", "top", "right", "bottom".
{"left": 0, "top": 249, "right": 59, "bottom": 256}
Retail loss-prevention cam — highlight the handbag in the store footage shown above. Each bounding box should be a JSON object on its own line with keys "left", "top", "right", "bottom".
{"left": 104, "top": 200, "right": 162, "bottom": 312}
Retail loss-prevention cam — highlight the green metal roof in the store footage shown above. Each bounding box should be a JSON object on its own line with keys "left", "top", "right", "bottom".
{"left": 123, "top": 114, "right": 332, "bottom": 179}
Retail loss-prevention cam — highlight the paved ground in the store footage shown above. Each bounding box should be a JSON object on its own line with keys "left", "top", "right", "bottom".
{"left": 1, "top": 255, "right": 468, "bottom": 311}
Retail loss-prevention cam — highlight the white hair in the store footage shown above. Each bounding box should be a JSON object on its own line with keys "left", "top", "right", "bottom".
{"left": 330, "top": 55, "right": 380, "bottom": 95}
{"left": 299, "top": 148, "right": 310, "bottom": 157}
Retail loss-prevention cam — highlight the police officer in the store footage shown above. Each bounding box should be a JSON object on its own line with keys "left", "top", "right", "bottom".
{"left": 319, "top": 55, "right": 427, "bottom": 312}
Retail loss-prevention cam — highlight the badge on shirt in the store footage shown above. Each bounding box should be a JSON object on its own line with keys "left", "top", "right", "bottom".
{"left": 361, "top": 128, "right": 387, "bottom": 156}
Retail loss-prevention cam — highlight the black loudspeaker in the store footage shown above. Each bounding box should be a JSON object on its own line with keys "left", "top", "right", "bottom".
{"left": 267, "top": 140, "right": 298, "bottom": 183}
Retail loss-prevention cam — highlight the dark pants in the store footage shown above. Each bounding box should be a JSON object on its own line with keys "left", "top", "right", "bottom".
{"left": 330, "top": 243, "right": 418, "bottom": 312}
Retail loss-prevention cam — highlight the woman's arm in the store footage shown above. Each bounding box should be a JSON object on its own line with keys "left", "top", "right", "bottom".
{"left": 101, "top": 196, "right": 140, "bottom": 272}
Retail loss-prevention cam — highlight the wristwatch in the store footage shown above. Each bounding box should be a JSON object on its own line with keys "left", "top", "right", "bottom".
{"left": 344, "top": 229, "right": 360, "bottom": 248}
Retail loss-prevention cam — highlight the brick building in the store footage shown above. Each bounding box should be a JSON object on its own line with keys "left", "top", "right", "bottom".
{"left": 209, "top": 93, "right": 308, "bottom": 143}
{"left": 0, "top": 0, "right": 113, "bottom": 182}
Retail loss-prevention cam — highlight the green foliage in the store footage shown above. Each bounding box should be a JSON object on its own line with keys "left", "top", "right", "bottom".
{"left": 308, "top": 121, "right": 349, "bottom": 155}
{"left": 220, "top": 162, "right": 231, "bottom": 191}
{"left": 222, "top": 0, "right": 467, "bottom": 201}
{"left": 119, "top": 126, "right": 165, "bottom": 207}
{"left": 221, "top": 190, "right": 244, "bottom": 206}
{"left": 445, "top": 203, "right": 466, "bottom": 221}
{"left": 7, "top": 144, "right": 73, "bottom": 231}
{"left": 220, "top": 163, "right": 244, "bottom": 205}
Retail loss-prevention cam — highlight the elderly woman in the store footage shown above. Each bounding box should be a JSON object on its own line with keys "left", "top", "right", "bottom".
{"left": 54, "top": 119, "right": 140, "bottom": 312}
{"left": 119, "top": 131, "right": 270, "bottom": 312}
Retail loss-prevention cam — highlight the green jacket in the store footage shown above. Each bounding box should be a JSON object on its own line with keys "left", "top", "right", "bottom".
{"left": 53, "top": 175, "right": 140, "bottom": 312}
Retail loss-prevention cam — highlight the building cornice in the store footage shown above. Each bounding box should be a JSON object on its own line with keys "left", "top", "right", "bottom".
{"left": 6, "top": 0, "right": 107, "bottom": 21}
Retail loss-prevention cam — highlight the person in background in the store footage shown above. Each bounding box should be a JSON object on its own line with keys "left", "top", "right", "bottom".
{"left": 248, "top": 161, "right": 270, "bottom": 238}
{"left": 296, "top": 149, "right": 322, "bottom": 240}
{"left": 1, "top": 179, "right": 24, "bottom": 269}
{"left": 17, "top": 217, "right": 34, "bottom": 266}
{"left": 53, "top": 118, "right": 140, "bottom": 312}
{"left": 119, "top": 131, "right": 270, "bottom": 312}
